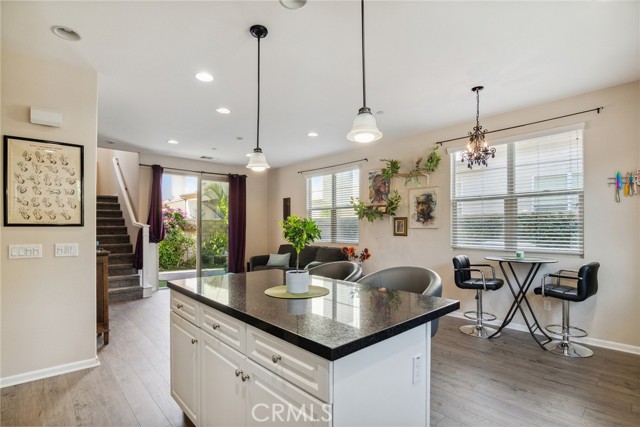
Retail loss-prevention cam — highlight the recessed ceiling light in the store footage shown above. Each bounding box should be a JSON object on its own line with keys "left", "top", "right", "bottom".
{"left": 200, "top": 156, "right": 214, "bottom": 160}
{"left": 236, "top": 137, "right": 244, "bottom": 141}
{"left": 167, "top": 139, "right": 179, "bottom": 144}
{"left": 216, "top": 107, "right": 231, "bottom": 114}
{"left": 280, "top": 0, "right": 307, "bottom": 10}
{"left": 51, "top": 25, "right": 81, "bottom": 41}
{"left": 307, "top": 132, "right": 319, "bottom": 137}
{"left": 195, "top": 72, "right": 214, "bottom": 82}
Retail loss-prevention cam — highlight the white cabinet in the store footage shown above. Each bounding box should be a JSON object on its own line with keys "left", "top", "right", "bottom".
{"left": 200, "top": 330, "right": 246, "bottom": 427}
{"left": 170, "top": 311, "right": 199, "bottom": 424}
{"left": 246, "top": 360, "right": 330, "bottom": 427}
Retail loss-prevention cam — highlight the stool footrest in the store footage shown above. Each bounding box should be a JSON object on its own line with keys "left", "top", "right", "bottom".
{"left": 463, "top": 310, "right": 497, "bottom": 322}
{"left": 545, "top": 324, "right": 588, "bottom": 338}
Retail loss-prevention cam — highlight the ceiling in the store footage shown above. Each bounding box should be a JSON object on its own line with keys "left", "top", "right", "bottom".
{"left": 2, "top": 1, "right": 639, "bottom": 169}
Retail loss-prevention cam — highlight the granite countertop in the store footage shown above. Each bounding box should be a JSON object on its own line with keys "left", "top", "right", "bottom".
{"left": 168, "top": 270, "right": 459, "bottom": 361}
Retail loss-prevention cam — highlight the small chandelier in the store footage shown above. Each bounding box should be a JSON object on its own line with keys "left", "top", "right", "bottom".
{"left": 347, "top": 0, "right": 382, "bottom": 144}
{"left": 461, "top": 86, "right": 495, "bottom": 169}
{"left": 246, "top": 24, "right": 270, "bottom": 172}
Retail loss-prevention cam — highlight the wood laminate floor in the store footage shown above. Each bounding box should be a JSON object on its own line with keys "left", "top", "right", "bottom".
{"left": 1, "top": 289, "right": 638, "bottom": 426}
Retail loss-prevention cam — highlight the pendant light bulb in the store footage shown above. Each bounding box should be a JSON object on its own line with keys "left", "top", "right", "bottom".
{"left": 347, "top": 107, "right": 382, "bottom": 143}
{"left": 247, "top": 148, "right": 270, "bottom": 172}
{"left": 347, "top": 0, "right": 382, "bottom": 144}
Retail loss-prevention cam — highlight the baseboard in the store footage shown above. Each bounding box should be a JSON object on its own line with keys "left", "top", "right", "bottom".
{"left": 446, "top": 312, "right": 640, "bottom": 355}
{"left": 0, "top": 356, "right": 100, "bottom": 388}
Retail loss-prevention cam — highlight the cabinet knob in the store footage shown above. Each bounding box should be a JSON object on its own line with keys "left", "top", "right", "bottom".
{"left": 191, "top": 338, "right": 198, "bottom": 344}
{"left": 271, "top": 354, "right": 282, "bottom": 364}
{"left": 176, "top": 303, "right": 184, "bottom": 309}
{"left": 235, "top": 369, "right": 243, "bottom": 377}
{"left": 211, "top": 323, "right": 220, "bottom": 330}
{"left": 241, "top": 373, "right": 250, "bottom": 382}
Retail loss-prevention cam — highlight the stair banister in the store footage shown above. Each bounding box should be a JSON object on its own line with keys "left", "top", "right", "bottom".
{"left": 112, "top": 157, "right": 154, "bottom": 297}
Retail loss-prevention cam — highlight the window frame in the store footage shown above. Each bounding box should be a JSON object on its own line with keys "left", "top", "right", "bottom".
{"left": 305, "top": 166, "right": 360, "bottom": 244}
{"left": 449, "top": 124, "right": 585, "bottom": 255}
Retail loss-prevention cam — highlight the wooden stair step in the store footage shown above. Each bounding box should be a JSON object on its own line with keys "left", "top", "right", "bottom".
{"left": 96, "top": 226, "right": 128, "bottom": 235}
{"left": 108, "top": 285, "right": 143, "bottom": 302}
{"left": 97, "top": 218, "right": 125, "bottom": 227}
{"left": 99, "top": 243, "right": 133, "bottom": 254}
{"left": 97, "top": 234, "right": 130, "bottom": 245}
{"left": 96, "top": 209, "right": 123, "bottom": 218}
{"left": 108, "top": 274, "right": 140, "bottom": 289}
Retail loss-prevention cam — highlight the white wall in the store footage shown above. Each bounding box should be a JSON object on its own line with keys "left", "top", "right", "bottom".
{"left": 137, "top": 153, "right": 270, "bottom": 267}
{"left": 1, "top": 48, "right": 99, "bottom": 384}
{"left": 268, "top": 81, "right": 640, "bottom": 350}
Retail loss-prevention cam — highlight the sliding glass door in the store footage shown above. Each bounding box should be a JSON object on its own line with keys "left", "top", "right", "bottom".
{"left": 159, "top": 173, "right": 228, "bottom": 282}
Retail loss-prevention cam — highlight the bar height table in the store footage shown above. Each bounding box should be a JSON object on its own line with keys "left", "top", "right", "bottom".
{"left": 485, "top": 256, "right": 557, "bottom": 349}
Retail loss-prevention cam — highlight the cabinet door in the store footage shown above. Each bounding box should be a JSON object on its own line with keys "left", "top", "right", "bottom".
{"left": 200, "top": 331, "right": 247, "bottom": 427}
{"left": 246, "top": 360, "right": 331, "bottom": 427}
{"left": 170, "top": 312, "right": 199, "bottom": 424}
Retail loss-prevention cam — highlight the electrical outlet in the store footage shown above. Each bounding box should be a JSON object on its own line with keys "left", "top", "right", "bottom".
{"left": 544, "top": 300, "right": 551, "bottom": 311}
{"left": 412, "top": 354, "right": 422, "bottom": 384}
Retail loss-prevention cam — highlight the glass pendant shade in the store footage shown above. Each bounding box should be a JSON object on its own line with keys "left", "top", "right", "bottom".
{"left": 347, "top": 107, "right": 383, "bottom": 143}
{"left": 246, "top": 148, "right": 270, "bottom": 172}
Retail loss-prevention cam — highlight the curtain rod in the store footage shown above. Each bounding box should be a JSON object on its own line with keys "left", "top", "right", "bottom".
{"left": 139, "top": 163, "right": 243, "bottom": 178}
{"left": 297, "top": 158, "right": 368, "bottom": 174}
{"left": 435, "top": 106, "right": 603, "bottom": 146}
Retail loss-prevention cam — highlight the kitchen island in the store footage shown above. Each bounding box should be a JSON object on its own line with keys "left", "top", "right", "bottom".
{"left": 168, "top": 270, "right": 459, "bottom": 427}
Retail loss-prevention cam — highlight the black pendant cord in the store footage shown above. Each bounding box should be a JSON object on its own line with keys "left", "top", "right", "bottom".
{"left": 436, "top": 107, "right": 604, "bottom": 146}
{"left": 360, "top": 0, "right": 367, "bottom": 109}
{"left": 256, "top": 36, "right": 261, "bottom": 152}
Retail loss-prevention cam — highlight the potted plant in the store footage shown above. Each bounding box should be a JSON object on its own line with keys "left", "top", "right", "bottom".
{"left": 279, "top": 215, "right": 322, "bottom": 293}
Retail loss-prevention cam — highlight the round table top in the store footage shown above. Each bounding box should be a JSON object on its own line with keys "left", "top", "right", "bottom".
{"left": 485, "top": 256, "right": 558, "bottom": 264}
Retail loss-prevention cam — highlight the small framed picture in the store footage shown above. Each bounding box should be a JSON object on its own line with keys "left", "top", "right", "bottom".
{"left": 393, "top": 217, "right": 408, "bottom": 236}
{"left": 3, "top": 135, "right": 84, "bottom": 226}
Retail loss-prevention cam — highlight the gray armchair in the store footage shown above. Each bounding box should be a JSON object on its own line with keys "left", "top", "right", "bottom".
{"left": 356, "top": 266, "right": 442, "bottom": 336}
{"left": 307, "top": 261, "right": 363, "bottom": 282}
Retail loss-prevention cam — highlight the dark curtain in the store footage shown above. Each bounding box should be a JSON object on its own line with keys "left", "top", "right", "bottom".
{"left": 134, "top": 164, "right": 165, "bottom": 269}
{"left": 227, "top": 174, "right": 247, "bottom": 273}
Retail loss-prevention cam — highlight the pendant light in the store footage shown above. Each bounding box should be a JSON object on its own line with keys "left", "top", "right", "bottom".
{"left": 347, "top": 0, "right": 382, "bottom": 144}
{"left": 246, "top": 24, "right": 270, "bottom": 172}
{"left": 460, "top": 86, "right": 496, "bottom": 169}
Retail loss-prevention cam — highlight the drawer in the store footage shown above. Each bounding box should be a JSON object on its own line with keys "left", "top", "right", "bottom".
{"left": 247, "top": 359, "right": 331, "bottom": 426}
{"left": 246, "top": 326, "right": 330, "bottom": 402}
{"left": 170, "top": 290, "right": 199, "bottom": 325}
{"left": 200, "top": 304, "right": 246, "bottom": 353}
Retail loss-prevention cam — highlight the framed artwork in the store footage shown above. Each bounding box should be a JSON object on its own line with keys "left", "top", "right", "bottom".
{"left": 409, "top": 187, "right": 439, "bottom": 229}
{"left": 368, "top": 170, "right": 390, "bottom": 206}
{"left": 283, "top": 197, "right": 291, "bottom": 221}
{"left": 3, "top": 135, "right": 84, "bottom": 226}
{"left": 393, "top": 217, "right": 408, "bottom": 236}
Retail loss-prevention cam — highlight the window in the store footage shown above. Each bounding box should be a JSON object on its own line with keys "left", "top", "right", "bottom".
{"left": 450, "top": 126, "right": 584, "bottom": 255}
{"left": 306, "top": 168, "right": 359, "bottom": 244}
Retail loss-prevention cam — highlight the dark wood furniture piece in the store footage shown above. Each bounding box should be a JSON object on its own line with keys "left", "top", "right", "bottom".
{"left": 96, "top": 250, "right": 110, "bottom": 345}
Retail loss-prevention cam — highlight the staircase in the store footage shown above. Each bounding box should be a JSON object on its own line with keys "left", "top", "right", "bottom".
{"left": 96, "top": 195, "right": 143, "bottom": 301}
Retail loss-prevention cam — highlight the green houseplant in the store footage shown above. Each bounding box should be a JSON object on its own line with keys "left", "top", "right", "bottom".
{"left": 279, "top": 215, "right": 322, "bottom": 293}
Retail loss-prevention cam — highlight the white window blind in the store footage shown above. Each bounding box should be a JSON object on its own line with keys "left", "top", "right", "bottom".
{"left": 451, "top": 128, "right": 584, "bottom": 255}
{"left": 306, "top": 168, "right": 359, "bottom": 244}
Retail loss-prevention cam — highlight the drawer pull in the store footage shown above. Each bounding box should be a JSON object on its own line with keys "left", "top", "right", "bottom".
{"left": 271, "top": 354, "right": 282, "bottom": 364}
{"left": 241, "top": 373, "right": 250, "bottom": 382}
{"left": 235, "top": 369, "right": 243, "bottom": 377}
{"left": 191, "top": 338, "right": 198, "bottom": 344}
{"left": 176, "top": 303, "right": 184, "bottom": 309}
{"left": 211, "top": 323, "right": 221, "bottom": 330}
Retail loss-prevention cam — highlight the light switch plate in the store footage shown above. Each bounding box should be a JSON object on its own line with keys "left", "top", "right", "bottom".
{"left": 9, "top": 244, "right": 43, "bottom": 259}
{"left": 55, "top": 243, "right": 79, "bottom": 257}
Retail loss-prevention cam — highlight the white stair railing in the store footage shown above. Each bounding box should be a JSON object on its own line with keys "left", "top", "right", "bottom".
{"left": 112, "top": 157, "right": 154, "bottom": 297}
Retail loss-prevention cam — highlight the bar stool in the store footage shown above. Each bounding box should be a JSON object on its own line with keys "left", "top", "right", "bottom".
{"left": 452, "top": 255, "right": 504, "bottom": 338}
{"left": 534, "top": 262, "right": 599, "bottom": 357}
